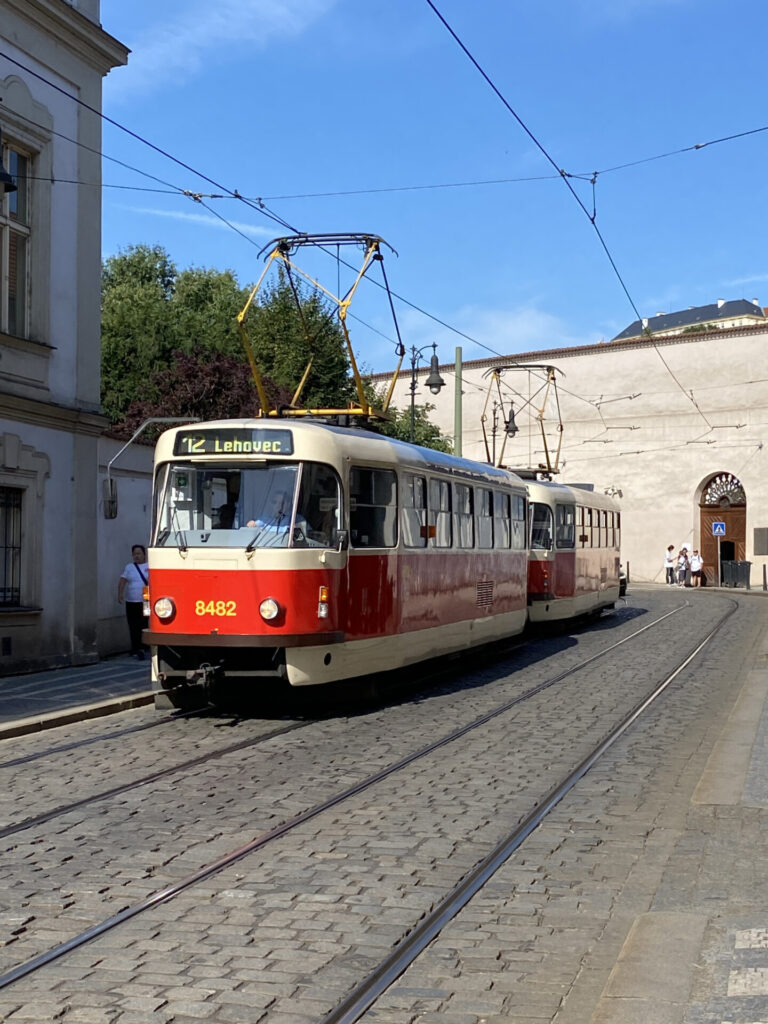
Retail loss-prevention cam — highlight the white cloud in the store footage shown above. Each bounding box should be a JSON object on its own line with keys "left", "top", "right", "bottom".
{"left": 118, "top": 204, "right": 274, "bottom": 239}
{"left": 106, "top": 0, "right": 336, "bottom": 99}
{"left": 359, "top": 303, "right": 600, "bottom": 375}
{"left": 403, "top": 304, "right": 597, "bottom": 362}
{"left": 722, "top": 273, "right": 768, "bottom": 289}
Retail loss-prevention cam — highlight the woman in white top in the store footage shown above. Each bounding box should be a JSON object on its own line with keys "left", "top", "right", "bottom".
{"left": 689, "top": 549, "right": 704, "bottom": 587}
{"left": 118, "top": 544, "right": 149, "bottom": 658}
{"left": 664, "top": 545, "right": 676, "bottom": 584}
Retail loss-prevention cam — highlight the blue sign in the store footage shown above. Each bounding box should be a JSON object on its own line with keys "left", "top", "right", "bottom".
{"left": 712, "top": 521, "right": 726, "bottom": 536}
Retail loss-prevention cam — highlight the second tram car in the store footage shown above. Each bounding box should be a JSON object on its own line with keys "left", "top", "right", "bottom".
{"left": 145, "top": 419, "right": 530, "bottom": 707}
{"left": 526, "top": 480, "right": 621, "bottom": 621}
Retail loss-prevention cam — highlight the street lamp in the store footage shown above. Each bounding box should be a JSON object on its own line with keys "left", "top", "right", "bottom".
{"left": 409, "top": 342, "right": 445, "bottom": 443}
{"left": 0, "top": 129, "right": 17, "bottom": 194}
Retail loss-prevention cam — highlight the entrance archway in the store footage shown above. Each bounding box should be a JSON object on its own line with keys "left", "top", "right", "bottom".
{"left": 698, "top": 473, "right": 746, "bottom": 585}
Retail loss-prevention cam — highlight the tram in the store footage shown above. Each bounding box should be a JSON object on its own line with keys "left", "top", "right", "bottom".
{"left": 145, "top": 418, "right": 530, "bottom": 707}
{"left": 526, "top": 479, "right": 621, "bottom": 622}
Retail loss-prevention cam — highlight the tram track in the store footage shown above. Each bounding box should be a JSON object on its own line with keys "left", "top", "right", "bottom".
{"left": 0, "top": 599, "right": 704, "bottom": 993}
{"left": 0, "top": 707, "right": 206, "bottom": 772}
{"left": 320, "top": 597, "right": 738, "bottom": 1023}
{"left": 0, "top": 602, "right": 639, "bottom": 838}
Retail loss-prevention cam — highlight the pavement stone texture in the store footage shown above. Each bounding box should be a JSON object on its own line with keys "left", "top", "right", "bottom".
{"left": 0, "top": 589, "right": 764, "bottom": 1022}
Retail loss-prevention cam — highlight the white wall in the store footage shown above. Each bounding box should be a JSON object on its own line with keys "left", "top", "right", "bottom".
{"left": 381, "top": 326, "right": 768, "bottom": 587}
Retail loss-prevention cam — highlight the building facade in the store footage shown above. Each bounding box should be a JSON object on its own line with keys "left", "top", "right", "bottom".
{"left": 0, "top": 0, "right": 127, "bottom": 671}
{"left": 382, "top": 317, "right": 768, "bottom": 588}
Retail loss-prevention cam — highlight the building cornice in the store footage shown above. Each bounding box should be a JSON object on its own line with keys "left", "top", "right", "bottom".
{"left": 368, "top": 321, "right": 768, "bottom": 381}
{"left": 0, "top": 392, "right": 108, "bottom": 437}
{"left": 4, "top": 0, "right": 129, "bottom": 73}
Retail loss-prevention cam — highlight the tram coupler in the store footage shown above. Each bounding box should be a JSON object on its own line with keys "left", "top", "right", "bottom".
{"left": 185, "top": 661, "right": 221, "bottom": 697}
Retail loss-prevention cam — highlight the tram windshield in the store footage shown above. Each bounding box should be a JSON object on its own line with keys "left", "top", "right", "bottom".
{"left": 530, "top": 502, "right": 553, "bottom": 550}
{"left": 152, "top": 461, "right": 342, "bottom": 549}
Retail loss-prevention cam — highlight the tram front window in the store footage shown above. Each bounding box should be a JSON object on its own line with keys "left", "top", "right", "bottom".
{"left": 530, "top": 503, "right": 553, "bottom": 550}
{"left": 152, "top": 461, "right": 341, "bottom": 549}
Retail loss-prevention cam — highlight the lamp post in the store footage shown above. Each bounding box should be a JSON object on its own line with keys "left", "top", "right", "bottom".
{"left": 409, "top": 343, "right": 445, "bottom": 443}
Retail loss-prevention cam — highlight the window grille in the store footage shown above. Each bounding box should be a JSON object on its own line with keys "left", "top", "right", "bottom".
{"left": 0, "top": 487, "right": 22, "bottom": 606}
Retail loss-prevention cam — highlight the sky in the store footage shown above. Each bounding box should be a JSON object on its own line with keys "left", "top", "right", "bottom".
{"left": 97, "top": 0, "right": 768, "bottom": 375}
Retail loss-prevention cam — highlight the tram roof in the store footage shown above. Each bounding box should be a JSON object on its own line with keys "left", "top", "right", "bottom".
{"left": 155, "top": 418, "right": 526, "bottom": 488}
{"left": 526, "top": 477, "right": 620, "bottom": 509}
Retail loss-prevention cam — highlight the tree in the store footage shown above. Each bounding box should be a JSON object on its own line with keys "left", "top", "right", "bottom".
{"left": 361, "top": 379, "right": 453, "bottom": 452}
{"left": 241, "top": 273, "right": 356, "bottom": 410}
{"left": 101, "top": 246, "right": 355, "bottom": 431}
{"left": 116, "top": 351, "right": 295, "bottom": 440}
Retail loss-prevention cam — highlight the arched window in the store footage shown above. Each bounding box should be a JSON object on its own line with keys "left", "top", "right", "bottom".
{"left": 701, "top": 473, "right": 746, "bottom": 508}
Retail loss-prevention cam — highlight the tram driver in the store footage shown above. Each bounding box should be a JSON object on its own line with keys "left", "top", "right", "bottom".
{"left": 246, "top": 489, "right": 308, "bottom": 547}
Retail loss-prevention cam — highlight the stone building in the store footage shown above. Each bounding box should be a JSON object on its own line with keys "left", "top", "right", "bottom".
{"left": 0, "top": 0, "right": 127, "bottom": 671}
{"left": 381, "top": 306, "right": 768, "bottom": 588}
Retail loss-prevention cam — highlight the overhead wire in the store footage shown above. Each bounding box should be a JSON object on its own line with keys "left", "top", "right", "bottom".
{"left": 422, "top": 0, "right": 713, "bottom": 430}
{"left": 15, "top": 114, "right": 768, "bottom": 201}
{"left": 0, "top": 46, "right": 755, "bottom": 432}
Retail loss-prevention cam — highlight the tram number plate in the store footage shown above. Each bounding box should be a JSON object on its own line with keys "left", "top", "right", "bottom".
{"left": 195, "top": 600, "right": 237, "bottom": 617}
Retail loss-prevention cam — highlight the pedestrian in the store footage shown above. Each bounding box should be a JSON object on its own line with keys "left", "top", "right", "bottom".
{"left": 117, "top": 544, "right": 149, "bottom": 658}
{"left": 677, "top": 547, "right": 689, "bottom": 587}
{"left": 690, "top": 549, "right": 703, "bottom": 588}
{"left": 664, "top": 544, "right": 676, "bottom": 585}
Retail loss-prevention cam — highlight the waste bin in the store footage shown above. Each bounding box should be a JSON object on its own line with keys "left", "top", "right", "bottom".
{"left": 721, "top": 560, "right": 751, "bottom": 588}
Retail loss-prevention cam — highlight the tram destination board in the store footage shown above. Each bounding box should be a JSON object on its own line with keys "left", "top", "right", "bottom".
{"left": 173, "top": 428, "right": 294, "bottom": 456}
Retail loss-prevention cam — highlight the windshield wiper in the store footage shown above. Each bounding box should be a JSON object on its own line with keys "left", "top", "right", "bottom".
{"left": 245, "top": 512, "right": 286, "bottom": 553}
{"left": 170, "top": 506, "right": 188, "bottom": 552}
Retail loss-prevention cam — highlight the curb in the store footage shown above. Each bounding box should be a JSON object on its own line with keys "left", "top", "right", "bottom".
{"left": 0, "top": 690, "right": 156, "bottom": 741}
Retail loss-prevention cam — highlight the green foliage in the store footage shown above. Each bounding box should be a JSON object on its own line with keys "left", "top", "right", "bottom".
{"left": 363, "top": 379, "right": 453, "bottom": 452}
{"left": 379, "top": 402, "right": 454, "bottom": 453}
{"left": 242, "top": 273, "right": 357, "bottom": 410}
{"left": 101, "top": 245, "right": 354, "bottom": 430}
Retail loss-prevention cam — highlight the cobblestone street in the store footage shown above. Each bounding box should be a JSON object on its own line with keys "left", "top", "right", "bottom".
{"left": 0, "top": 587, "right": 765, "bottom": 1023}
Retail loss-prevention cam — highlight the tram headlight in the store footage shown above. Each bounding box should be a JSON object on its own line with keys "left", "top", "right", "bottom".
{"left": 259, "top": 597, "right": 280, "bottom": 621}
{"left": 153, "top": 597, "right": 175, "bottom": 620}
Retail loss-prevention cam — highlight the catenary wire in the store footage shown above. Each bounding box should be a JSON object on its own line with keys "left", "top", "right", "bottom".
{"left": 0, "top": 47, "right": 739, "bottom": 427}
{"left": 422, "top": 0, "right": 712, "bottom": 430}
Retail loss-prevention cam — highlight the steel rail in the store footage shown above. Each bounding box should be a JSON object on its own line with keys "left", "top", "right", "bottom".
{"left": 0, "top": 718, "right": 310, "bottom": 841}
{"left": 0, "top": 707, "right": 207, "bottom": 772}
{"left": 320, "top": 600, "right": 738, "bottom": 1024}
{"left": 0, "top": 603, "right": 691, "bottom": 991}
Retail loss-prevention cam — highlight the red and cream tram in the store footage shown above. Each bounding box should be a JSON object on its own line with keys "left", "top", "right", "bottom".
{"left": 145, "top": 419, "right": 529, "bottom": 707}
{"left": 526, "top": 480, "right": 621, "bottom": 622}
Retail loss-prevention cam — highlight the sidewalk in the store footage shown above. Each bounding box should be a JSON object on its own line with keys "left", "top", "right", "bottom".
{"left": 0, "top": 654, "right": 153, "bottom": 739}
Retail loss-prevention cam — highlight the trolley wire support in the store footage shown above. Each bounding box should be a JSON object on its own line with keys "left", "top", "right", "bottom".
{"left": 236, "top": 232, "right": 403, "bottom": 423}
{"left": 480, "top": 364, "right": 564, "bottom": 476}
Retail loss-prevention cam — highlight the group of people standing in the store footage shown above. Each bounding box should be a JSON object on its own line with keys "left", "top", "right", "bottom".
{"left": 664, "top": 544, "right": 703, "bottom": 588}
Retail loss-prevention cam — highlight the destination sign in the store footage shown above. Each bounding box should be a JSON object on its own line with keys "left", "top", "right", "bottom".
{"left": 173, "top": 428, "right": 294, "bottom": 456}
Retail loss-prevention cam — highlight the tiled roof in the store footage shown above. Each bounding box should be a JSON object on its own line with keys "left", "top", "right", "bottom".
{"left": 612, "top": 299, "right": 765, "bottom": 341}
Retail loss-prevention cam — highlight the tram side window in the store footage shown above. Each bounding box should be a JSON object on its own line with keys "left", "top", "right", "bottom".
{"left": 616, "top": 511, "right": 621, "bottom": 549}
{"left": 607, "top": 511, "right": 614, "bottom": 549}
{"left": 599, "top": 509, "right": 607, "bottom": 548}
{"left": 477, "top": 488, "right": 493, "bottom": 548}
{"left": 454, "top": 483, "right": 474, "bottom": 548}
{"left": 493, "top": 491, "right": 510, "bottom": 549}
{"left": 402, "top": 473, "right": 427, "bottom": 548}
{"left": 585, "top": 508, "right": 594, "bottom": 547}
{"left": 296, "top": 463, "right": 341, "bottom": 547}
{"left": 429, "top": 478, "right": 452, "bottom": 548}
{"left": 350, "top": 467, "right": 397, "bottom": 548}
{"left": 511, "top": 494, "right": 526, "bottom": 550}
{"left": 556, "top": 504, "right": 576, "bottom": 549}
{"left": 531, "top": 502, "right": 553, "bottom": 550}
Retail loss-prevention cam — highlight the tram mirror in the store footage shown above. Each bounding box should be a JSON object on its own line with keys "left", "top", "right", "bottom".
{"left": 103, "top": 477, "right": 118, "bottom": 519}
{"left": 337, "top": 530, "right": 349, "bottom": 551}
